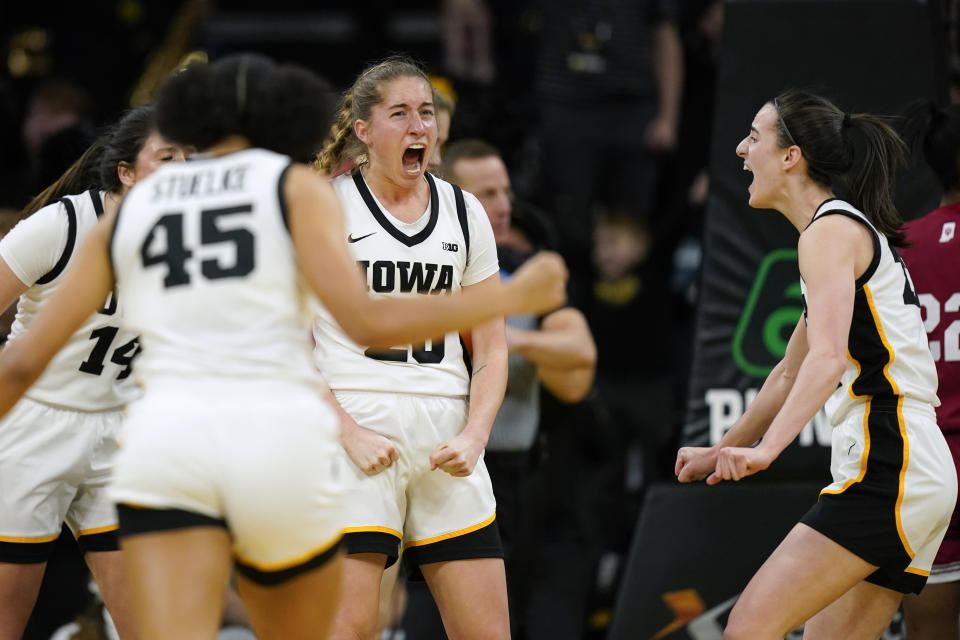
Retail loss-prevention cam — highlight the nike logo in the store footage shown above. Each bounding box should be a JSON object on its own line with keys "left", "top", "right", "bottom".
{"left": 347, "top": 232, "right": 376, "bottom": 243}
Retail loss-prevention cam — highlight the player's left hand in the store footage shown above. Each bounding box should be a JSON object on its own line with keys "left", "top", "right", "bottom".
{"left": 707, "top": 446, "right": 774, "bottom": 485}
{"left": 429, "top": 433, "right": 484, "bottom": 477}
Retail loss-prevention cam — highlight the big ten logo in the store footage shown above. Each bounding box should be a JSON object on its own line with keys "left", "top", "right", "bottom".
{"left": 918, "top": 292, "right": 960, "bottom": 362}
{"left": 705, "top": 388, "right": 830, "bottom": 447}
{"left": 732, "top": 249, "right": 802, "bottom": 377}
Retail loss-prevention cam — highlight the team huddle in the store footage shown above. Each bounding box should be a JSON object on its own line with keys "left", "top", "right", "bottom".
{"left": 0, "top": 50, "right": 958, "bottom": 640}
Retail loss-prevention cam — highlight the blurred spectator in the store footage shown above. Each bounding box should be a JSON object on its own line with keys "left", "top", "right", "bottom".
{"left": 579, "top": 210, "right": 675, "bottom": 531}
{"left": 21, "top": 80, "right": 96, "bottom": 203}
{"left": 440, "top": 0, "right": 495, "bottom": 84}
{"left": 531, "top": 0, "right": 683, "bottom": 272}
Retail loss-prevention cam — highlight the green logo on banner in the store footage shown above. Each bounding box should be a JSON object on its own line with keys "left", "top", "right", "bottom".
{"left": 732, "top": 249, "right": 803, "bottom": 377}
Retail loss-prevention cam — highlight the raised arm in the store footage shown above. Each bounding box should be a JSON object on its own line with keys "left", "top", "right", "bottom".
{"left": 286, "top": 165, "right": 565, "bottom": 347}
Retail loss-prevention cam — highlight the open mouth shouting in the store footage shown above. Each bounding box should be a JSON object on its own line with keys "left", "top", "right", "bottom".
{"left": 402, "top": 144, "right": 427, "bottom": 175}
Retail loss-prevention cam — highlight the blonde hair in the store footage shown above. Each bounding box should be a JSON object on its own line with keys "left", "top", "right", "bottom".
{"left": 315, "top": 56, "right": 430, "bottom": 175}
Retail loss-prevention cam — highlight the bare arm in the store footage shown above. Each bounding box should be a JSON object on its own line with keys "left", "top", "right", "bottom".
{"left": 710, "top": 218, "right": 863, "bottom": 483}
{"left": 431, "top": 275, "right": 507, "bottom": 476}
{"left": 0, "top": 258, "right": 28, "bottom": 313}
{"left": 0, "top": 217, "right": 115, "bottom": 417}
{"left": 675, "top": 318, "right": 808, "bottom": 482}
{"left": 324, "top": 387, "right": 399, "bottom": 476}
{"left": 287, "top": 166, "right": 565, "bottom": 347}
{"left": 646, "top": 20, "right": 684, "bottom": 151}
{"left": 718, "top": 321, "right": 809, "bottom": 449}
{"left": 0, "top": 258, "right": 28, "bottom": 340}
{"left": 508, "top": 307, "right": 597, "bottom": 403}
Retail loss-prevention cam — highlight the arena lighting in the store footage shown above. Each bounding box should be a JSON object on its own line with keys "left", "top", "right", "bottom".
{"left": 6, "top": 29, "right": 51, "bottom": 78}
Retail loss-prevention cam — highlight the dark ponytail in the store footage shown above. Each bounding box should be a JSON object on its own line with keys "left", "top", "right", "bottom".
{"left": 900, "top": 99, "right": 960, "bottom": 195}
{"left": 775, "top": 90, "right": 909, "bottom": 246}
{"left": 98, "top": 105, "right": 158, "bottom": 194}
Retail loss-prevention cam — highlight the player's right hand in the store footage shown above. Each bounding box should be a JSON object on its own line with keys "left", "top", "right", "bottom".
{"left": 509, "top": 251, "right": 568, "bottom": 314}
{"left": 675, "top": 446, "right": 719, "bottom": 483}
{"left": 340, "top": 419, "right": 399, "bottom": 476}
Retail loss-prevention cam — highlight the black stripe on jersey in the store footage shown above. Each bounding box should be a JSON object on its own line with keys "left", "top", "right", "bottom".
{"left": 809, "top": 210, "right": 881, "bottom": 289}
{"left": 353, "top": 170, "right": 439, "bottom": 247}
{"left": 848, "top": 285, "right": 898, "bottom": 398}
{"left": 36, "top": 198, "right": 78, "bottom": 284}
{"left": 803, "top": 398, "right": 913, "bottom": 582}
{"left": 277, "top": 161, "right": 293, "bottom": 231}
{"left": 89, "top": 188, "right": 104, "bottom": 218}
{"left": 453, "top": 183, "right": 470, "bottom": 256}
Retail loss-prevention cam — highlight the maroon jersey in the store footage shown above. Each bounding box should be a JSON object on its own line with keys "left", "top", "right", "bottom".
{"left": 901, "top": 202, "right": 960, "bottom": 433}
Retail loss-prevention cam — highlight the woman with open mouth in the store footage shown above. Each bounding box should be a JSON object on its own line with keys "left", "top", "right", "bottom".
{"left": 314, "top": 56, "right": 512, "bottom": 640}
{"left": 676, "top": 90, "right": 956, "bottom": 639}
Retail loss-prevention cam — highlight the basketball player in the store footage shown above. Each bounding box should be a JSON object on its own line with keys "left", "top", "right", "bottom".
{"left": 898, "top": 101, "right": 960, "bottom": 640}
{"left": 0, "top": 104, "right": 184, "bottom": 640}
{"left": 313, "top": 57, "right": 510, "bottom": 640}
{"left": 675, "top": 91, "right": 956, "bottom": 639}
{"left": 0, "top": 54, "right": 565, "bottom": 640}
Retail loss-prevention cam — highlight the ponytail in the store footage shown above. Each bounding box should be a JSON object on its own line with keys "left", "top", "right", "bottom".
{"left": 775, "top": 90, "right": 908, "bottom": 246}
{"left": 842, "top": 113, "right": 908, "bottom": 245}
{"left": 316, "top": 93, "right": 360, "bottom": 175}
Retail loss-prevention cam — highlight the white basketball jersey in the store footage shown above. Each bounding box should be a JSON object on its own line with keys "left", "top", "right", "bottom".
{"left": 111, "top": 149, "right": 322, "bottom": 388}
{"left": 801, "top": 199, "right": 939, "bottom": 424}
{"left": 313, "top": 171, "right": 499, "bottom": 397}
{"left": 0, "top": 190, "right": 140, "bottom": 411}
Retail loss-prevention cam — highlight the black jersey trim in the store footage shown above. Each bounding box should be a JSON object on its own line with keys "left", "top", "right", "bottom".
{"left": 76, "top": 529, "right": 120, "bottom": 553}
{"left": 453, "top": 184, "right": 470, "bottom": 256}
{"left": 116, "top": 504, "right": 227, "bottom": 537}
{"left": 0, "top": 539, "right": 57, "bottom": 563}
{"left": 235, "top": 534, "right": 342, "bottom": 586}
{"left": 848, "top": 284, "right": 898, "bottom": 398}
{"left": 803, "top": 398, "right": 913, "bottom": 581}
{"left": 89, "top": 189, "right": 104, "bottom": 218}
{"left": 809, "top": 210, "right": 881, "bottom": 289}
{"left": 36, "top": 198, "right": 78, "bottom": 285}
{"left": 277, "top": 161, "right": 293, "bottom": 231}
{"left": 807, "top": 197, "right": 843, "bottom": 228}
{"left": 352, "top": 170, "right": 439, "bottom": 247}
